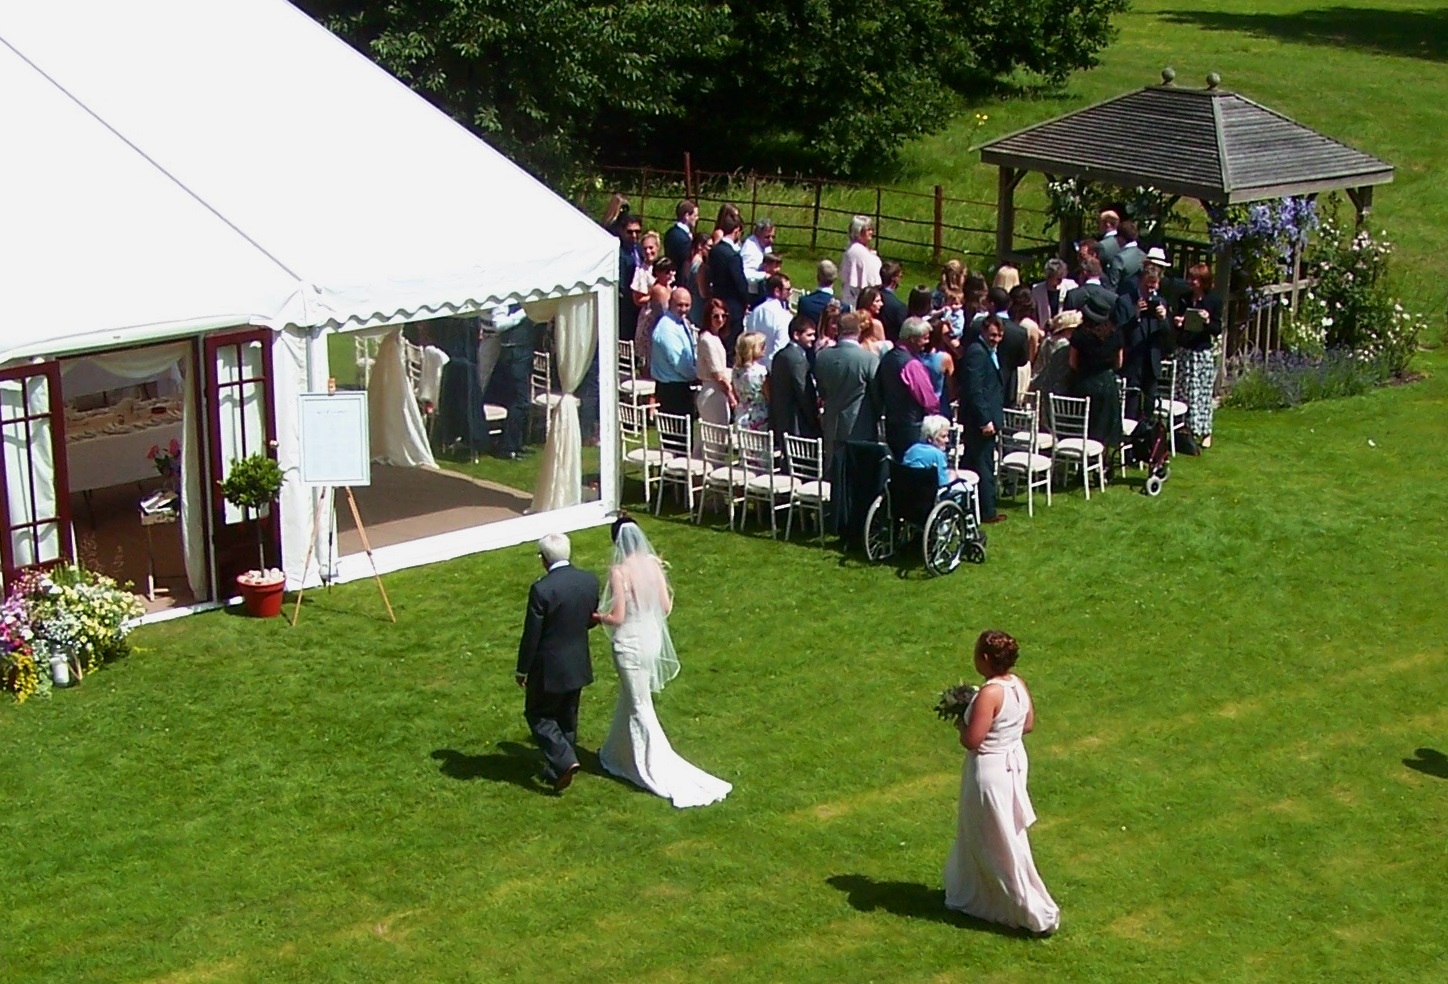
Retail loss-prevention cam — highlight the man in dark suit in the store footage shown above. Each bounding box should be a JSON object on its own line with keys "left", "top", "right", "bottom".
{"left": 516, "top": 533, "right": 601, "bottom": 792}
{"left": 814, "top": 312, "right": 880, "bottom": 466}
{"left": 707, "top": 213, "right": 750, "bottom": 349}
{"left": 972, "top": 287, "right": 1030, "bottom": 409}
{"left": 797, "top": 259, "right": 847, "bottom": 326}
{"left": 878, "top": 261, "right": 908, "bottom": 342}
{"left": 958, "top": 315, "right": 1007, "bottom": 524}
{"left": 1065, "top": 257, "right": 1119, "bottom": 315}
{"left": 663, "top": 199, "right": 697, "bottom": 277}
{"left": 616, "top": 214, "right": 644, "bottom": 341}
{"left": 769, "top": 314, "right": 822, "bottom": 446}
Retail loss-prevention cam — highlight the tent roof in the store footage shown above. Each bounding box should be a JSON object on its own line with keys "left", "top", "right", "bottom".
{"left": 979, "top": 81, "right": 1394, "bottom": 204}
{"left": 0, "top": 0, "right": 616, "bottom": 362}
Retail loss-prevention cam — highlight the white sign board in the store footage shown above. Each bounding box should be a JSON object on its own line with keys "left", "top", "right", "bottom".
{"left": 298, "top": 392, "right": 371, "bottom": 487}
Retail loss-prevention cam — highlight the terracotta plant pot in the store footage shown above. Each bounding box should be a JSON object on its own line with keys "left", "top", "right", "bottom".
{"left": 237, "top": 575, "right": 286, "bottom": 618}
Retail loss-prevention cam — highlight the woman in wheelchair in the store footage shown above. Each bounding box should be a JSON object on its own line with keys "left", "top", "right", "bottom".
{"left": 902, "top": 415, "right": 971, "bottom": 496}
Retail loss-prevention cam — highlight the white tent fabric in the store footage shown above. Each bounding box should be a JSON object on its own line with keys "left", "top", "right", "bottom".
{"left": 529, "top": 296, "right": 597, "bottom": 513}
{"left": 0, "top": 0, "right": 617, "bottom": 358}
{"left": 368, "top": 331, "right": 438, "bottom": 469}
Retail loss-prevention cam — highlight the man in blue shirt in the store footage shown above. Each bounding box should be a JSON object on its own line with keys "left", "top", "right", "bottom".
{"left": 650, "top": 287, "right": 697, "bottom": 417}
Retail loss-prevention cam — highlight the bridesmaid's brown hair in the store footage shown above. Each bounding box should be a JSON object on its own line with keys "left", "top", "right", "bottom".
{"left": 975, "top": 630, "right": 1020, "bottom": 675}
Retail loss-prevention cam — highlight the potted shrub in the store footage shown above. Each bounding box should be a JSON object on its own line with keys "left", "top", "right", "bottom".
{"left": 219, "top": 452, "right": 287, "bottom": 617}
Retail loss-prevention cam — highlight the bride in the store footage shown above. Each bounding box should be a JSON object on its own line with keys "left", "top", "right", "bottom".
{"left": 595, "top": 516, "right": 731, "bottom": 808}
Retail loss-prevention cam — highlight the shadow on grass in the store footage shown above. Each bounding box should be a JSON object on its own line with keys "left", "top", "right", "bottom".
{"left": 432, "top": 742, "right": 552, "bottom": 795}
{"left": 826, "top": 875, "right": 1040, "bottom": 938}
{"left": 1403, "top": 747, "right": 1448, "bottom": 780}
{"left": 1159, "top": 6, "right": 1448, "bottom": 63}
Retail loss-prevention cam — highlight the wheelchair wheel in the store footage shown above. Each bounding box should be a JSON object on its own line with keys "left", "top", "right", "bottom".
{"left": 923, "top": 498, "right": 966, "bottom": 576}
{"left": 965, "top": 541, "right": 987, "bottom": 564}
{"left": 1145, "top": 474, "right": 1164, "bottom": 497}
{"left": 864, "top": 493, "right": 894, "bottom": 561}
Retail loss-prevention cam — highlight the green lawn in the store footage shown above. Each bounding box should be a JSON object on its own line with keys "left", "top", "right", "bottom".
{"left": 6, "top": 4, "right": 1448, "bottom": 981}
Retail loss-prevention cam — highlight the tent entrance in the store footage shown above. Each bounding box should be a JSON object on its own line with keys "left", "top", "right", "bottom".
{"left": 204, "top": 330, "right": 278, "bottom": 591}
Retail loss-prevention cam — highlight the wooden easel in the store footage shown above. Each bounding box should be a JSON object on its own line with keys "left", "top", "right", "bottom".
{"left": 290, "top": 379, "right": 395, "bottom": 626}
{"left": 291, "top": 484, "right": 395, "bottom": 625}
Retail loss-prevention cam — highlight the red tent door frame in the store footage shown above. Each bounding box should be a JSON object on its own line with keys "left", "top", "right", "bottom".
{"left": 0, "top": 362, "right": 72, "bottom": 589}
{"left": 203, "top": 330, "right": 279, "bottom": 592}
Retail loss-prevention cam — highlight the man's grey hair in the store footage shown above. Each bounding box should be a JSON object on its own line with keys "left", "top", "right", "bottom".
{"left": 816, "top": 258, "right": 838, "bottom": 286}
{"left": 537, "top": 533, "right": 571, "bottom": 566}
{"left": 1044, "top": 257, "right": 1069, "bottom": 279}
{"left": 753, "top": 217, "right": 775, "bottom": 235}
{"left": 919, "top": 415, "right": 952, "bottom": 443}
{"left": 899, "top": 317, "right": 930, "bottom": 343}
{"left": 848, "top": 214, "right": 873, "bottom": 239}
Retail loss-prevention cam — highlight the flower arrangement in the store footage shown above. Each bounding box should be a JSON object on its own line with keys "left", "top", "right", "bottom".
{"left": 146, "top": 437, "right": 182, "bottom": 483}
{"left": 1206, "top": 197, "right": 1318, "bottom": 304}
{"left": 1043, "top": 177, "right": 1186, "bottom": 240}
{"left": 934, "top": 683, "right": 979, "bottom": 725}
{"left": 1, "top": 564, "right": 144, "bottom": 702}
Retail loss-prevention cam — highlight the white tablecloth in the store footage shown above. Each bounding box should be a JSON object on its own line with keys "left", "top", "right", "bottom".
{"left": 66, "top": 421, "right": 182, "bottom": 493}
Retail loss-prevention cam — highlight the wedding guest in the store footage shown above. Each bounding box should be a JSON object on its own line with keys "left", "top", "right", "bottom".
{"left": 740, "top": 218, "right": 776, "bottom": 299}
{"left": 1117, "top": 261, "right": 1171, "bottom": 421}
{"left": 814, "top": 312, "right": 880, "bottom": 465}
{"left": 1031, "top": 258, "right": 1077, "bottom": 328}
{"left": 745, "top": 273, "right": 794, "bottom": 363}
{"left": 616, "top": 213, "right": 644, "bottom": 340}
{"left": 815, "top": 300, "right": 843, "bottom": 353}
{"left": 769, "top": 314, "right": 821, "bottom": 443}
{"left": 944, "top": 629, "right": 1060, "bottom": 935}
{"left": 992, "top": 264, "right": 1021, "bottom": 294}
{"left": 687, "top": 232, "right": 712, "bottom": 324}
{"left": 695, "top": 299, "right": 734, "bottom": 424}
{"left": 1069, "top": 292, "right": 1125, "bottom": 456}
{"left": 1097, "top": 209, "right": 1121, "bottom": 267}
{"left": 873, "top": 317, "right": 940, "bottom": 460}
{"left": 708, "top": 213, "right": 750, "bottom": 345}
{"left": 798, "top": 259, "right": 844, "bottom": 325}
{"left": 840, "top": 214, "right": 882, "bottom": 307}
{"left": 1064, "top": 257, "right": 1117, "bottom": 314}
{"left": 711, "top": 203, "right": 741, "bottom": 244}
{"left": 1029, "top": 310, "right": 1081, "bottom": 405}
{"left": 1008, "top": 284, "right": 1044, "bottom": 361}
{"left": 1173, "top": 263, "right": 1223, "bottom": 448}
{"left": 651, "top": 288, "right": 697, "bottom": 417}
{"left": 879, "top": 261, "right": 908, "bottom": 341}
{"left": 902, "top": 414, "right": 955, "bottom": 487}
{"left": 958, "top": 315, "right": 1006, "bottom": 523}
{"left": 1105, "top": 219, "right": 1144, "bottom": 290}
{"left": 664, "top": 199, "right": 697, "bottom": 276}
{"left": 962, "top": 274, "right": 989, "bottom": 329}
{"left": 630, "top": 231, "right": 661, "bottom": 311}
{"left": 856, "top": 287, "right": 890, "bottom": 355}
{"left": 635, "top": 267, "right": 673, "bottom": 378}
{"left": 939, "top": 288, "right": 966, "bottom": 339}
{"left": 976, "top": 287, "right": 1030, "bottom": 409}
{"left": 1074, "top": 238, "right": 1101, "bottom": 283}
{"left": 600, "top": 193, "right": 629, "bottom": 231}
{"left": 751, "top": 252, "right": 785, "bottom": 311}
{"left": 934, "top": 258, "right": 968, "bottom": 308}
{"left": 731, "top": 331, "right": 771, "bottom": 431}
{"left": 923, "top": 318, "right": 956, "bottom": 409}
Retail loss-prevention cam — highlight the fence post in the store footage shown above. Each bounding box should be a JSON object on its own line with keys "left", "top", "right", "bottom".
{"left": 749, "top": 173, "right": 759, "bottom": 228}
{"left": 640, "top": 166, "right": 650, "bottom": 227}
{"left": 874, "top": 186, "right": 883, "bottom": 243}
{"left": 811, "top": 182, "right": 822, "bottom": 252}
{"left": 933, "top": 185, "right": 944, "bottom": 265}
{"left": 684, "top": 152, "right": 694, "bottom": 202}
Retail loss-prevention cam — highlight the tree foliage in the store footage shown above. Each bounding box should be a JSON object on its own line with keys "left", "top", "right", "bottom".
{"left": 298, "top": 0, "right": 1127, "bottom": 187}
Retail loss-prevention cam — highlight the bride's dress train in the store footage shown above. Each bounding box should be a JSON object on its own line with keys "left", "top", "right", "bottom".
{"left": 599, "top": 608, "right": 731, "bottom": 808}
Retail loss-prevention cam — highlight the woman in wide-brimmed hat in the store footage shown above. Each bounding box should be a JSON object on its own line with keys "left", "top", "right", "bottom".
{"left": 1068, "top": 292, "right": 1124, "bottom": 453}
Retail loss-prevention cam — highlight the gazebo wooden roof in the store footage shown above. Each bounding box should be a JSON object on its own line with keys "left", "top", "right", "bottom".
{"left": 979, "top": 71, "right": 1394, "bottom": 265}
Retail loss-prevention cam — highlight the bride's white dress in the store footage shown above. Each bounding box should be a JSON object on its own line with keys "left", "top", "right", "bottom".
{"left": 598, "top": 591, "right": 731, "bottom": 809}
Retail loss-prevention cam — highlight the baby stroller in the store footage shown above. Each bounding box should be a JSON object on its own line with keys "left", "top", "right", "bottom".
{"left": 863, "top": 461, "right": 986, "bottom": 575}
{"left": 1128, "top": 418, "right": 1171, "bottom": 496}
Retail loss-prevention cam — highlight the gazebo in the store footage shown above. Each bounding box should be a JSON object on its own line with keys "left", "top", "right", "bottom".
{"left": 979, "top": 70, "right": 1394, "bottom": 346}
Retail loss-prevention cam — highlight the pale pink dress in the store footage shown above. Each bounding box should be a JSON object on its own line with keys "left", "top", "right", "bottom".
{"left": 943, "top": 676, "right": 1060, "bottom": 933}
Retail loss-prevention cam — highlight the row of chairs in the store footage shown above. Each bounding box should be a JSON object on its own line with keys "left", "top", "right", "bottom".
{"left": 619, "top": 405, "right": 832, "bottom": 542}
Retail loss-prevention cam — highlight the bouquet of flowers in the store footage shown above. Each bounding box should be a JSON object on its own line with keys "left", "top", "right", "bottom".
{"left": 934, "top": 683, "right": 979, "bottom": 725}
{"left": 147, "top": 437, "right": 181, "bottom": 482}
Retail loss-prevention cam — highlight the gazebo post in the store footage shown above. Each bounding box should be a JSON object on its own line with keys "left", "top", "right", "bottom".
{"left": 1213, "top": 238, "right": 1234, "bottom": 384}
{"left": 995, "top": 166, "right": 1024, "bottom": 265}
{"left": 1347, "top": 185, "right": 1374, "bottom": 229}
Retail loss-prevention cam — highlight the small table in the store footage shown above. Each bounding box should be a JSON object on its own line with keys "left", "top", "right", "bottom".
{"left": 139, "top": 495, "right": 179, "bottom": 602}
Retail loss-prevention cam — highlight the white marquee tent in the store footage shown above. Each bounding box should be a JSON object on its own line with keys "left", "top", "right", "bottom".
{"left": 0, "top": 0, "right": 620, "bottom": 609}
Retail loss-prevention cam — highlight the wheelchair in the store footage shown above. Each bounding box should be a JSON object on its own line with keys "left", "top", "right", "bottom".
{"left": 863, "top": 461, "right": 986, "bottom": 575}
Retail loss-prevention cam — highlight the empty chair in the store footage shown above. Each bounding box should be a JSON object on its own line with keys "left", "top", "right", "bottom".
{"left": 1048, "top": 393, "right": 1106, "bottom": 499}
{"left": 1017, "top": 391, "right": 1055, "bottom": 453}
{"left": 529, "top": 350, "right": 563, "bottom": 442}
{"left": 999, "top": 406, "right": 1052, "bottom": 516}
{"left": 619, "top": 401, "right": 671, "bottom": 507}
{"left": 655, "top": 411, "right": 703, "bottom": 515}
{"left": 784, "top": 434, "right": 831, "bottom": 544}
{"left": 1156, "top": 359, "right": 1188, "bottom": 455}
{"left": 944, "top": 422, "right": 982, "bottom": 526}
{"left": 696, "top": 421, "right": 745, "bottom": 529}
{"left": 618, "top": 338, "right": 656, "bottom": 408}
{"left": 737, "top": 428, "right": 795, "bottom": 538}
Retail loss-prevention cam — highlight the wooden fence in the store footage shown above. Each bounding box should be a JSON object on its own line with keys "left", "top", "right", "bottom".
{"left": 597, "top": 155, "right": 1056, "bottom": 270}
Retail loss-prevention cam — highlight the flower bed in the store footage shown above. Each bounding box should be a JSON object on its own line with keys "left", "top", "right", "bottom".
{"left": 1, "top": 565, "right": 145, "bottom": 703}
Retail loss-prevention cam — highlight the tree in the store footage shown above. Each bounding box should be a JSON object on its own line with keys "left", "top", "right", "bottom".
{"left": 298, "top": 0, "right": 1127, "bottom": 187}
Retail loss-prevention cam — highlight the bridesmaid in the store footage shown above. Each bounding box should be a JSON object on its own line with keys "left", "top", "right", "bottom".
{"left": 943, "top": 629, "right": 1060, "bottom": 935}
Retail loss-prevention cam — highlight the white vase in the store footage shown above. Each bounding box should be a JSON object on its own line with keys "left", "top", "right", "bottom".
{"left": 50, "top": 653, "right": 71, "bottom": 687}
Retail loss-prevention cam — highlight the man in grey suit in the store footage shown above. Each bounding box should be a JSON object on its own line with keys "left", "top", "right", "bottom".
{"left": 814, "top": 312, "right": 880, "bottom": 466}
{"left": 1097, "top": 209, "right": 1121, "bottom": 268}
{"left": 1106, "top": 219, "right": 1145, "bottom": 290}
